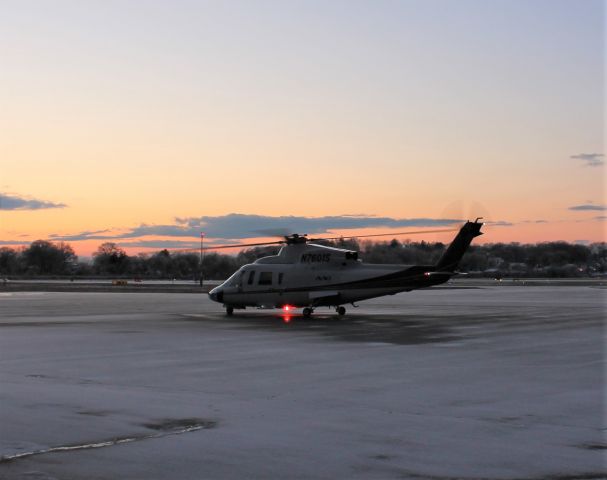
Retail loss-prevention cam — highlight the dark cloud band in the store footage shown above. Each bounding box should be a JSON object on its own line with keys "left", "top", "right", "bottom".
{"left": 0, "top": 193, "right": 66, "bottom": 210}
{"left": 570, "top": 153, "right": 604, "bottom": 167}
{"left": 0, "top": 240, "right": 32, "bottom": 246}
{"left": 569, "top": 204, "right": 606, "bottom": 211}
{"left": 50, "top": 214, "right": 465, "bottom": 242}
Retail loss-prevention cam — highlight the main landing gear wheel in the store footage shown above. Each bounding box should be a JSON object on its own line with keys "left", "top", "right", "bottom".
{"left": 226, "top": 306, "right": 234, "bottom": 316}
{"left": 302, "top": 307, "right": 313, "bottom": 318}
{"left": 336, "top": 306, "right": 346, "bottom": 316}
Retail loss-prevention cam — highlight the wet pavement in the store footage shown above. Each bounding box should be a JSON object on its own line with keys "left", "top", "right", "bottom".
{"left": 0, "top": 287, "right": 604, "bottom": 479}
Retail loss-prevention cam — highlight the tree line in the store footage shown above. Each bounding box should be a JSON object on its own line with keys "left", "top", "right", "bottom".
{"left": 0, "top": 239, "right": 605, "bottom": 279}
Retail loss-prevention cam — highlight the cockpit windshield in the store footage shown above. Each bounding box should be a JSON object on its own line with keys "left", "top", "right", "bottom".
{"left": 224, "top": 268, "right": 245, "bottom": 287}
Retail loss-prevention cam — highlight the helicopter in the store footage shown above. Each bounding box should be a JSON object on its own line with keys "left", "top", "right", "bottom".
{"left": 207, "top": 219, "right": 483, "bottom": 317}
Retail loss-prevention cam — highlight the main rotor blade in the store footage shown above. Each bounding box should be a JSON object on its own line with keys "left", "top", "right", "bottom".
{"left": 203, "top": 239, "right": 286, "bottom": 250}
{"left": 309, "top": 227, "right": 459, "bottom": 242}
{"left": 170, "top": 239, "right": 287, "bottom": 253}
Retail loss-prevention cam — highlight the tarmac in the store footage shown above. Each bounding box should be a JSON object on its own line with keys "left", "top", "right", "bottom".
{"left": 0, "top": 285, "right": 604, "bottom": 479}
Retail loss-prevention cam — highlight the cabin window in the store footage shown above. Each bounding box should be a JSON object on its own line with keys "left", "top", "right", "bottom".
{"left": 278, "top": 273, "right": 284, "bottom": 285}
{"left": 258, "top": 271, "right": 273, "bottom": 285}
{"left": 247, "top": 270, "right": 256, "bottom": 285}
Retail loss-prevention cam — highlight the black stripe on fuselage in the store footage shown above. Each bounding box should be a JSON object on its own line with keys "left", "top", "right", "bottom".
{"left": 226, "top": 265, "right": 450, "bottom": 296}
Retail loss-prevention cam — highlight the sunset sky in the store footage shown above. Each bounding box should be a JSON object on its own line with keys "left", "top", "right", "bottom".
{"left": 1, "top": 0, "right": 604, "bottom": 256}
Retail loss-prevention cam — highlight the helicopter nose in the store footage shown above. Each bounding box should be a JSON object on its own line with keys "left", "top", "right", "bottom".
{"left": 208, "top": 287, "right": 223, "bottom": 303}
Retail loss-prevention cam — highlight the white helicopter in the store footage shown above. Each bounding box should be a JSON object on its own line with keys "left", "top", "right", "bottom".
{"left": 208, "top": 219, "right": 483, "bottom": 317}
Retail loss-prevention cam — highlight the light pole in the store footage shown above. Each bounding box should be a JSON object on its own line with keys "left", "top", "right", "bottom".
{"left": 199, "top": 232, "right": 204, "bottom": 287}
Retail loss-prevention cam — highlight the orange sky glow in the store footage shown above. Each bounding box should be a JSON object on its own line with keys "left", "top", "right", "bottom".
{"left": 0, "top": 1, "right": 604, "bottom": 257}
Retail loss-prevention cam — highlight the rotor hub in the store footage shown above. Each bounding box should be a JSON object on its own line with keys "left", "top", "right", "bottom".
{"left": 284, "top": 234, "right": 308, "bottom": 245}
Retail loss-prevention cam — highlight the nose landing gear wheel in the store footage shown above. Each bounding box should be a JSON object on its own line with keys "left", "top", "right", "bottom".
{"left": 302, "top": 307, "right": 313, "bottom": 318}
{"left": 226, "top": 306, "right": 234, "bottom": 316}
{"left": 336, "top": 306, "right": 346, "bottom": 316}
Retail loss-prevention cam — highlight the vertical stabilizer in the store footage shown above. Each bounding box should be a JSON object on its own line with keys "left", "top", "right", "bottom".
{"left": 435, "top": 219, "right": 483, "bottom": 272}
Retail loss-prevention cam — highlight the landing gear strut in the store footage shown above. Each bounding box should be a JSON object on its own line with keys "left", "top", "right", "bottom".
{"left": 336, "top": 306, "right": 346, "bottom": 316}
{"left": 226, "top": 306, "right": 234, "bottom": 316}
{"left": 302, "top": 307, "right": 313, "bottom": 318}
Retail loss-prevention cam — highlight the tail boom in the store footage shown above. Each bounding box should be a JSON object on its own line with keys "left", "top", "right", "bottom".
{"left": 435, "top": 219, "right": 483, "bottom": 272}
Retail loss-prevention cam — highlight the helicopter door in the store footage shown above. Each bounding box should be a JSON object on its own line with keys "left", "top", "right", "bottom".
{"left": 258, "top": 272, "right": 273, "bottom": 289}
{"left": 246, "top": 270, "right": 256, "bottom": 288}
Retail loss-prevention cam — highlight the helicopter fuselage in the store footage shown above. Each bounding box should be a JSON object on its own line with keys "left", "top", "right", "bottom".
{"left": 208, "top": 220, "right": 483, "bottom": 315}
{"left": 209, "top": 243, "right": 450, "bottom": 310}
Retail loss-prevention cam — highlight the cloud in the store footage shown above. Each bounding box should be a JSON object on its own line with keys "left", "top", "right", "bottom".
{"left": 50, "top": 225, "right": 197, "bottom": 242}
{"left": 570, "top": 153, "right": 604, "bottom": 167}
{"left": 484, "top": 220, "right": 514, "bottom": 227}
{"left": 0, "top": 193, "right": 66, "bottom": 210}
{"left": 51, "top": 214, "right": 467, "bottom": 243}
{"left": 0, "top": 240, "right": 31, "bottom": 246}
{"left": 568, "top": 204, "right": 607, "bottom": 211}
{"left": 594, "top": 215, "right": 606, "bottom": 220}
{"left": 176, "top": 214, "right": 464, "bottom": 238}
{"left": 49, "top": 229, "right": 112, "bottom": 241}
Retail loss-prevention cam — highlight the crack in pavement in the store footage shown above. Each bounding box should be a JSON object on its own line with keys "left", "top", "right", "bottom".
{"left": 0, "top": 418, "right": 216, "bottom": 464}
